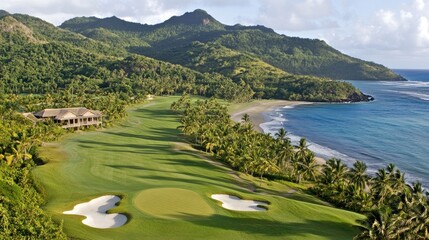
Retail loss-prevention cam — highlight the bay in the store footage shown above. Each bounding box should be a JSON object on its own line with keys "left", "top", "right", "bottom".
{"left": 261, "top": 69, "right": 429, "bottom": 188}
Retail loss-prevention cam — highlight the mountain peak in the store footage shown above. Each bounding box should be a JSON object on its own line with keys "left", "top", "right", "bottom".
{"left": 0, "top": 15, "right": 39, "bottom": 43}
{"left": 61, "top": 15, "right": 147, "bottom": 32}
{"left": 162, "top": 9, "right": 222, "bottom": 27}
{"left": 0, "top": 10, "right": 10, "bottom": 17}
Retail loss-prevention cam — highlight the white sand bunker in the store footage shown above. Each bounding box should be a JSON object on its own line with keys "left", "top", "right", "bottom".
{"left": 211, "top": 194, "right": 268, "bottom": 211}
{"left": 63, "top": 195, "right": 127, "bottom": 229}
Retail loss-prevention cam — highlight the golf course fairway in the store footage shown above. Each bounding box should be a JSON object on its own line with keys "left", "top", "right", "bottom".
{"left": 33, "top": 96, "right": 364, "bottom": 240}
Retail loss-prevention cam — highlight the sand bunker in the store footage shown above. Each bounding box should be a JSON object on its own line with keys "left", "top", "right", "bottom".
{"left": 63, "top": 195, "right": 127, "bottom": 229}
{"left": 211, "top": 194, "right": 268, "bottom": 211}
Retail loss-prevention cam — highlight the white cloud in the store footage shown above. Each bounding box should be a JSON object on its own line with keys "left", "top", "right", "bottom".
{"left": 377, "top": 10, "right": 398, "bottom": 31}
{"left": 256, "top": 0, "right": 339, "bottom": 31}
{"left": 415, "top": 0, "right": 426, "bottom": 10}
{"left": 417, "top": 16, "right": 429, "bottom": 47}
{"left": 0, "top": 0, "right": 247, "bottom": 25}
{"left": 324, "top": 1, "right": 429, "bottom": 50}
{"left": 320, "top": 0, "right": 429, "bottom": 68}
{"left": 400, "top": 10, "right": 413, "bottom": 20}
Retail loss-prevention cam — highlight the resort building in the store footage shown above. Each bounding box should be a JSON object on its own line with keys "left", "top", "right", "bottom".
{"left": 24, "top": 107, "right": 102, "bottom": 129}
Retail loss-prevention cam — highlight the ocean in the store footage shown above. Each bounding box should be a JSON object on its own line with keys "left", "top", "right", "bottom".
{"left": 261, "top": 69, "right": 429, "bottom": 188}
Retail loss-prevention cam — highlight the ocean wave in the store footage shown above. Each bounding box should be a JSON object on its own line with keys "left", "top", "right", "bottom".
{"left": 288, "top": 133, "right": 356, "bottom": 165}
{"left": 402, "top": 91, "right": 429, "bottom": 101}
{"left": 380, "top": 80, "right": 429, "bottom": 88}
{"left": 282, "top": 105, "right": 295, "bottom": 109}
{"left": 386, "top": 90, "right": 429, "bottom": 101}
{"left": 259, "top": 113, "right": 356, "bottom": 166}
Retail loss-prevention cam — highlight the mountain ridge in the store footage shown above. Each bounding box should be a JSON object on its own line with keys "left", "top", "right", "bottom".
{"left": 0, "top": 10, "right": 9, "bottom": 17}
{"left": 161, "top": 9, "right": 222, "bottom": 27}
{"left": 60, "top": 9, "right": 405, "bottom": 81}
{"left": 0, "top": 10, "right": 375, "bottom": 102}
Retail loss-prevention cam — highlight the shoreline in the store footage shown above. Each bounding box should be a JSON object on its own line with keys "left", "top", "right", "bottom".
{"left": 230, "top": 100, "right": 326, "bottom": 165}
{"left": 230, "top": 100, "right": 312, "bottom": 132}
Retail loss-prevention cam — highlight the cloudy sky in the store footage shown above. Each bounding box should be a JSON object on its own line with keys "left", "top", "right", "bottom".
{"left": 1, "top": 0, "right": 429, "bottom": 69}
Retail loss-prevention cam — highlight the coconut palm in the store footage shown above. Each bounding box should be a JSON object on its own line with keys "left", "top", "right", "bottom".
{"left": 241, "top": 113, "right": 250, "bottom": 123}
{"left": 275, "top": 128, "right": 288, "bottom": 143}
{"left": 276, "top": 140, "right": 294, "bottom": 175}
{"left": 396, "top": 182, "right": 429, "bottom": 239}
{"left": 390, "top": 169, "right": 406, "bottom": 194}
{"left": 324, "top": 158, "right": 348, "bottom": 185}
{"left": 298, "top": 151, "right": 319, "bottom": 182}
{"left": 349, "top": 160, "right": 369, "bottom": 191}
{"left": 372, "top": 169, "right": 394, "bottom": 206}
{"left": 354, "top": 208, "right": 397, "bottom": 240}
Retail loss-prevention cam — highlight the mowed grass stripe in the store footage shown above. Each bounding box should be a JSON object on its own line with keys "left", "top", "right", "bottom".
{"left": 33, "top": 96, "right": 364, "bottom": 240}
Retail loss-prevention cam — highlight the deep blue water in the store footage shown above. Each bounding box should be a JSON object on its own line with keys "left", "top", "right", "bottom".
{"left": 261, "top": 69, "right": 429, "bottom": 188}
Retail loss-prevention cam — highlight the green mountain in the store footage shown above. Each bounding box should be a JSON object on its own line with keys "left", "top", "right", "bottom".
{"left": 0, "top": 11, "right": 373, "bottom": 102}
{"left": 0, "top": 10, "right": 9, "bottom": 17}
{"left": 61, "top": 9, "right": 404, "bottom": 81}
{"left": 0, "top": 13, "right": 254, "bottom": 102}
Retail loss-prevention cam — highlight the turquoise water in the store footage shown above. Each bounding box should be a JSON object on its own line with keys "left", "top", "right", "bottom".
{"left": 261, "top": 69, "right": 429, "bottom": 188}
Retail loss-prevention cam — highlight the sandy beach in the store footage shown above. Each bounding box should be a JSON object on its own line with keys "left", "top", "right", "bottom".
{"left": 230, "top": 100, "right": 326, "bottom": 165}
{"left": 230, "top": 100, "right": 310, "bottom": 132}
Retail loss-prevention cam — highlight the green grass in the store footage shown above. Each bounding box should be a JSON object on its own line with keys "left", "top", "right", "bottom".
{"left": 33, "top": 96, "right": 364, "bottom": 240}
{"left": 134, "top": 188, "right": 214, "bottom": 219}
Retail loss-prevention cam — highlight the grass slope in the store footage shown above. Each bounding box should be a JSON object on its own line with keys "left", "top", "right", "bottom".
{"left": 33, "top": 96, "right": 363, "bottom": 240}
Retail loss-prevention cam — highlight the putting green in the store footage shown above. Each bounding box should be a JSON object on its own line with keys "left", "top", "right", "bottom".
{"left": 134, "top": 188, "right": 214, "bottom": 219}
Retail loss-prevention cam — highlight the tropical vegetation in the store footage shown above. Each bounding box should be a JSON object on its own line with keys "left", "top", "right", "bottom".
{"left": 173, "top": 95, "right": 429, "bottom": 240}
{"left": 0, "top": 11, "right": 373, "bottom": 103}
{"left": 0, "top": 95, "right": 66, "bottom": 239}
{"left": 61, "top": 9, "right": 404, "bottom": 81}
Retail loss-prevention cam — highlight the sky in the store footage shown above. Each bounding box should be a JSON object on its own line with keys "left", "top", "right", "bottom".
{"left": 1, "top": 0, "right": 429, "bottom": 69}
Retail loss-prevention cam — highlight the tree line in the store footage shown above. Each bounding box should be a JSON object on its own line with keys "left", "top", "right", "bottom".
{"left": 172, "top": 95, "right": 428, "bottom": 240}
{"left": 0, "top": 95, "right": 67, "bottom": 239}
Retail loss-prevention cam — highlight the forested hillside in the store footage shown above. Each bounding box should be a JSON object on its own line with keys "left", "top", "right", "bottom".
{"left": 0, "top": 12, "right": 371, "bottom": 102}
{"left": 61, "top": 9, "right": 404, "bottom": 81}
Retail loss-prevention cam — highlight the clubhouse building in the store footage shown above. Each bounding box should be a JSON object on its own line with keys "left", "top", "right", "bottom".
{"left": 23, "top": 107, "right": 102, "bottom": 129}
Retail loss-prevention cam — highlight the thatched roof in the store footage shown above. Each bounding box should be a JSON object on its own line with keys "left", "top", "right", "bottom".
{"left": 22, "top": 112, "right": 39, "bottom": 123}
{"left": 33, "top": 108, "right": 102, "bottom": 120}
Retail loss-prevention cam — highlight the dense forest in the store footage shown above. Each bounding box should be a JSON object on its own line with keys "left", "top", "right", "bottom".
{"left": 0, "top": 95, "right": 67, "bottom": 239}
{"left": 172, "top": 95, "right": 428, "bottom": 240}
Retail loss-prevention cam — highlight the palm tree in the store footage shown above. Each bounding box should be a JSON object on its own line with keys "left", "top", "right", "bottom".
{"left": 323, "top": 158, "right": 348, "bottom": 185}
{"left": 275, "top": 139, "right": 294, "bottom": 175}
{"left": 372, "top": 169, "right": 394, "bottom": 206}
{"left": 395, "top": 182, "right": 429, "bottom": 239}
{"left": 354, "top": 208, "right": 397, "bottom": 240}
{"left": 298, "top": 151, "right": 319, "bottom": 182}
{"left": 295, "top": 138, "right": 309, "bottom": 163}
{"left": 241, "top": 113, "right": 250, "bottom": 123}
{"left": 253, "top": 150, "right": 279, "bottom": 186}
{"left": 349, "top": 160, "right": 369, "bottom": 191}
{"left": 275, "top": 128, "right": 288, "bottom": 143}
{"left": 317, "top": 158, "right": 348, "bottom": 201}
{"left": 390, "top": 169, "right": 406, "bottom": 194}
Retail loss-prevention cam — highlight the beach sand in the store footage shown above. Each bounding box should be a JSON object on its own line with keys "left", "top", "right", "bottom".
{"left": 230, "top": 100, "right": 310, "bottom": 133}
{"left": 230, "top": 100, "right": 326, "bottom": 165}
